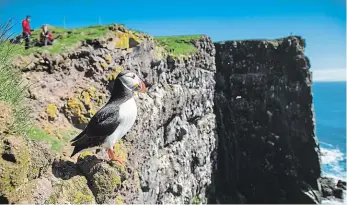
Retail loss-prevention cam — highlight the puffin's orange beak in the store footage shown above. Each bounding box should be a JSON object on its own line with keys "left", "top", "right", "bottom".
{"left": 135, "top": 80, "right": 147, "bottom": 93}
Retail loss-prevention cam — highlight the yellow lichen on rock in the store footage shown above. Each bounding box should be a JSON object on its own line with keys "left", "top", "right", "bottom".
{"left": 46, "top": 103, "right": 58, "bottom": 121}
{"left": 104, "top": 54, "right": 112, "bottom": 64}
{"left": 107, "top": 65, "right": 124, "bottom": 81}
{"left": 115, "top": 29, "right": 142, "bottom": 49}
{"left": 67, "top": 97, "right": 84, "bottom": 117}
{"left": 73, "top": 191, "right": 94, "bottom": 204}
{"left": 192, "top": 196, "right": 201, "bottom": 204}
{"left": 113, "top": 140, "right": 127, "bottom": 162}
{"left": 115, "top": 195, "right": 124, "bottom": 204}
{"left": 129, "top": 31, "right": 142, "bottom": 43}
{"left": 65, "top": 97, "right": 88, "bottom": 125}
{"left": 81, "top": 91, "right": 92, "bottom": 108}
{"left": 78, "top": 151, "right": 93, "bottom": 160}
{"left": 115, "top": 30, "right": 130, "bottom": 49}
{"left": 88, "top": 86, "right": 96, "bottom": 97}
{"left": 113, "top": 65, "right": 124, "bottom": 73}
{"left": 100, "top": 61, "right": 108, "bottom": 70}
{"left": 113, "top": 175, "right": 121, "bottom": 188}
{"left": 64, "top": 87, "right": 106, "bottom": 127}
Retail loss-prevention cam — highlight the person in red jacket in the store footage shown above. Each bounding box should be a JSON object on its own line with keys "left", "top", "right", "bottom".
{"left": 22, "top": 15, "right": 33, "bottom": 50}
{"left": 40, "top": 24, "right": 54, "bottom": 46}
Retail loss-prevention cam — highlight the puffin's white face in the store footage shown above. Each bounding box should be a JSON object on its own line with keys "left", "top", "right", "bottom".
{"left": 118, "top": 72, "right": 147, "bottom": 93}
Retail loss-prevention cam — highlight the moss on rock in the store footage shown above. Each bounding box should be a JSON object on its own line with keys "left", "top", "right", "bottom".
{"left": 192, "top": 196, "right": 201, "bottom": 204}
{"left": 9, "top": 178, "right": 53, "bottom": 204}
{"left": 0, "top": 133, "right": 54, "bottom": 203}
{"left": 0, "top": 135, "right": 30, "bottom": 197}
{"left": 86, "top": 163, "right": 122, "bottom": 203}
{"left": 73, "top": 191, "right": 94, "bottom": 204}
{"left": 45, "top": 175, "right": 95, "bottom": 204}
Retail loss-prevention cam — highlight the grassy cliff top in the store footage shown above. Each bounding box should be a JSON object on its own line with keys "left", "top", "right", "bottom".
{"left": 154, "top": 35, "right": 203, "bottom": 55}
{"left": 10, "top": 23, "right": 204, "bottom": 56}
{"left": 12, "top": 24, "right": 110, "bottom": 55}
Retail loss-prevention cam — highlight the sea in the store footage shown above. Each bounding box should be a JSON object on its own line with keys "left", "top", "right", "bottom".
{"left": 313, "top": 82, "right": 346, "bottom": 204}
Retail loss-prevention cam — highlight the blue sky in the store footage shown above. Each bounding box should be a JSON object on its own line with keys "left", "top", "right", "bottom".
{"left": 0, "top": 0, "right": 346, "bottom": 81}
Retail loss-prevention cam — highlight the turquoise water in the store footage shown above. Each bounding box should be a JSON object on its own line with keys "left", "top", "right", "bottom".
{"left": 313, "top": 82, "right": 346, "bottom": 180}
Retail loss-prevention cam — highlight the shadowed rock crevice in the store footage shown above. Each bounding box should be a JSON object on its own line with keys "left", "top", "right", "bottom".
{"left": 1, "top": 153, "right": 16, "bottom": 163}
{"left": 0, "top": 195, "right": 9, "bottom": 204}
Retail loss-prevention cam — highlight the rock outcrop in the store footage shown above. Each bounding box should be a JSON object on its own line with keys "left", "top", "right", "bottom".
{"left": 0, "top": 132, "right": 54, "bottom": 204}
{"left": 213, "top": 37, "right": 322, "bottom": 204}
{"left": 319, "top": 177, "right": 346, "bottom": 201}
{"left": 1, "top": 25, "right": 340, "bottom": 204}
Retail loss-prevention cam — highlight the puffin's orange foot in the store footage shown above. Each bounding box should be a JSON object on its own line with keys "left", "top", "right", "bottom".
{"left": 107, "top": 149, "right": 125, "bottom": 165}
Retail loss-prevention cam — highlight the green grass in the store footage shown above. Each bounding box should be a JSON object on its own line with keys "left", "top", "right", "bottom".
{"left": 12, "top": 24, "right": 110, "bottom": 55}
{"left": 154, "top": 35, "right": 203, "bottom": 55}
{"left": 0, "top": 22, "right": 31, "bottom": 134}
{"left": 27, "top": 126, "right": 77, "bottom": 152}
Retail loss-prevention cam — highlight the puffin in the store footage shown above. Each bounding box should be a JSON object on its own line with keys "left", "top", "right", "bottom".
{"left": 70, "top": 70, "right": 147, "bottom": 164}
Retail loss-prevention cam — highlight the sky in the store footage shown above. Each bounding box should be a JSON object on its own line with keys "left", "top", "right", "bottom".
{"left": 0, "top": 0, "right": 346, "bottom": 81}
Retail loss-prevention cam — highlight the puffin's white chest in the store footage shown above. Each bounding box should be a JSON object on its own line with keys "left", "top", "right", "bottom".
{"left": 103, "top": 97, "right": 137, "bottom": 148}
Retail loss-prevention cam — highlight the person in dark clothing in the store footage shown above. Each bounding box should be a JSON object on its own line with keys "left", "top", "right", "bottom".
{"left": 22, "top": 15, "right": 33, "bottom": 50}
{"left": 40, "top": 24, "right": 54, "bottom": 46}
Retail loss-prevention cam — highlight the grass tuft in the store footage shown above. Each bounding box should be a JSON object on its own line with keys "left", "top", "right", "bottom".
{"left": 0, "top": 20, "right": 31, "bottom": 134}
{"left": 154, "top": 35, "right": 202, "bottom": 55}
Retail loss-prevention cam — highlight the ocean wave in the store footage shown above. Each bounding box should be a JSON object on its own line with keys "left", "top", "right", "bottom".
{"left": 320, "top": 142, "right": 346, "bottom": 205}
{"left": 320, "top": 144, "right": 346, "bottom": 179}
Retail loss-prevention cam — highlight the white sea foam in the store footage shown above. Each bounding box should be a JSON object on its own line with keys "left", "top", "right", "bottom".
{"left": 322, "top": 197, "right": 346, "bottom": 205}
{"left": 320, "top": 144, "right": 346, "bottom": 179}
{"left": 320, "top": 142, "right": 347, "bottom": 205}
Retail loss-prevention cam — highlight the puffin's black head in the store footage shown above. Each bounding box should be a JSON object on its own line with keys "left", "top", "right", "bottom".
{"left": 117, "top": 70, "right": 147, "bottom": 93}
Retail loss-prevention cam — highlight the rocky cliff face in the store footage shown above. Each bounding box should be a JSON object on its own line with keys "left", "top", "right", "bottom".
{"left": 2, "top": 27, "right": 217, "bottom": 204}
{"left": 213, "top": 37, "right": 322, "bottom": 204}
{"left": 0, "top": 26, "right": 334, "bottom": 204}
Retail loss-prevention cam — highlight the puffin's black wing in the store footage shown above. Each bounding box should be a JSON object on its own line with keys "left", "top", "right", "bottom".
{"left": 70, "top": 104, "right": 121, "bottom": 157}
{"left": 85, "top": 104, "right": 121, "bottom": 137}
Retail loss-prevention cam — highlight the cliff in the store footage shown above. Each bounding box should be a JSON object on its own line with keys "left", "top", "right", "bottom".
{"left": 213, "top": 37, "right": 321, "bottom": 203}
{"left": 0, "top": 24, "right": 343, "bottom": 204}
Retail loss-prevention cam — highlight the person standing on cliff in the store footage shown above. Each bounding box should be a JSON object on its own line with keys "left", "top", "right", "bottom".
{"left": 22, "top": 15, "right": 33, "bottom": 50}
